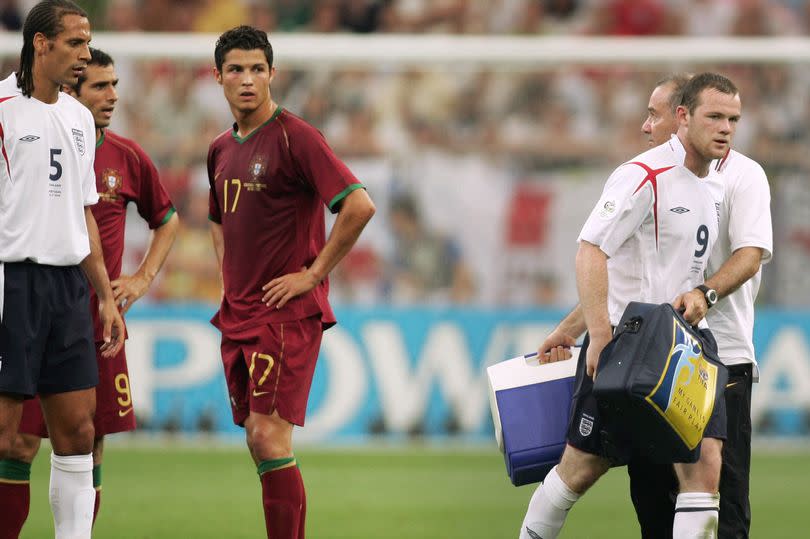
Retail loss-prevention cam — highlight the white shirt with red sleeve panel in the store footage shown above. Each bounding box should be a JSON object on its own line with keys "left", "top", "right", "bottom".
{"left": 578, "top": 135, "right": 724, "bottom": 327}
{"left": 707, "top": 149, "right": 773, "bottom": 375}
{"left": 0, "top": 74, "right": 98, "bottom": 266}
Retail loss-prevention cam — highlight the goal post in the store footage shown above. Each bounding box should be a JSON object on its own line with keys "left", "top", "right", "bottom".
{"left": 1, "top": 33, "right": 809, "bottom": 67}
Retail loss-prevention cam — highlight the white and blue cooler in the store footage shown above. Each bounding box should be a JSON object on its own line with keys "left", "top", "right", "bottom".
{"left": 487, "top": 349, "right": 579, "bottom": 486}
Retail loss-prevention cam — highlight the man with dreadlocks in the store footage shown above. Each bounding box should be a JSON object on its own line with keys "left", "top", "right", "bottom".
{"left": 0, "top": 2, "right": 124, "bottom": 538}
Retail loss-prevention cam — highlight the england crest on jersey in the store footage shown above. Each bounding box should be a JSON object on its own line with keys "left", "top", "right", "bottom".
{"left": 72, "top": 128, "right": 85, "bottom": 156}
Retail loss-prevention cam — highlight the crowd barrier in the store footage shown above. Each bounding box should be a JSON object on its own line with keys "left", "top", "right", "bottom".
{"left": 124, "top": 305, "right": 810, "bottom": 441}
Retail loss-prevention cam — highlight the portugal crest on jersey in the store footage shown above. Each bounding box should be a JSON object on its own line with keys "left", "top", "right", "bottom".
{"left": 245, "top": 154, "right": 269, "bottom": 192}
{"left": 249, "top": 153, "right": 267, "bottom": 180}
{"left": 99, "top": 168, "right": 123, "bottom": 201}
{"left": 72, "top": 128, "right": 86, "bottom": 156}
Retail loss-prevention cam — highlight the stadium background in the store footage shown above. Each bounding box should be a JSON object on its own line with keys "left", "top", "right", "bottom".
{"left": 2, "top": 1, "right": 810, "bottom": 537}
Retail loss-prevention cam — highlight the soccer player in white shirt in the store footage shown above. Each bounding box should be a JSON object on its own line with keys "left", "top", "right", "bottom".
{"left": 0, "top": 2, "right": 124, "bottom": 538}
{"left": 519, "top": 73, "right": 741, "bottom": 539}
{"left": 626, "top": 74, "right": 772, "bottom": 539}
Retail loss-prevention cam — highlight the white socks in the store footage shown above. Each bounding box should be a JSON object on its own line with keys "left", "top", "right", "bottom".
{"left": 673, "top": 492, "right": 720, "bottom": 539}
{"left": 519, "top": 466, "right": 580, "bottom": 539}
{"left": 50, "top": 452, "right": 95, "bottom": 539}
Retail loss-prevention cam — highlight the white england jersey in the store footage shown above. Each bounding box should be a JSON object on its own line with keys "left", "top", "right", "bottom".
{"left": 579, "top": 135, "right": 723, "bottom": 326}
{"left": 0, "top": 74, "right": 98, "bottom": 266}
{"left": 707, "top": 150, "right": 772, "bottom": 374}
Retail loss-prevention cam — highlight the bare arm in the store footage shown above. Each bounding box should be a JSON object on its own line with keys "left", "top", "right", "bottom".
{"left": 209, "top": 220, "right": 225, "bottom": 297}
{"left": 705, "top": 246, "right": 763, "bottom": 297}
{"left": 537, "top": 305, "right": 587, "bottom": 363}
{"left": 262, "top": 188, "right": 376, "bottom": 308}
{"left": 112, "top": 211, "right": 179, "bottom": 314}
{"left": 80, "top": 207, "right": 124, "bottom": 356}
{"left": 576, "top": 241, "right": 612, "bottom": 379}
{"left": 673, "top": 246, "right": 763, "bottom": 325}
{"left": 557, "top": 305, "right": 587, "bottom": 341}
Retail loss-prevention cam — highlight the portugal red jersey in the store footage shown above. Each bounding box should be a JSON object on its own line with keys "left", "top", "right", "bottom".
{"left": 91, "top": 130, "right": 175, "bottom": 340}
{"left": 207, "top": 107, "right": 363, "bottom": 334}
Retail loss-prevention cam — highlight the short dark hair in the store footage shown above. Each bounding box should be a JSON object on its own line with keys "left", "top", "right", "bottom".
{"left": 214, "top": 25, "right": 273, "bottom": 72}
{"left": 680, "top": 72, "right": 738, "bottom": 115}
{"left": 655, "top": 73, "right": 692, "bottom": 115}
{"left": 18, "top": 0, "right": 87, "bottom": 97}
{"left": 71, "top": 47, "right": 114, "bottom": 95}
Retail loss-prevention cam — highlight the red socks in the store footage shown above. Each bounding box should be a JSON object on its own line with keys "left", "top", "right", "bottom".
{"left": 0, "top": 460, "right": 32, "bottom": 539}
{"left": 0, "top": 460, "right": 101, "bottom": 537}
{"left": 258, "top": 457, "right": 305, "bottom": 539}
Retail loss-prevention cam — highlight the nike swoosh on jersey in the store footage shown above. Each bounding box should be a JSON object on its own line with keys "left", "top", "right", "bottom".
{"left": 252, "top": 390, "right": 270, "bottom": 397}
{"left": 726, "top": 381, "right": 740, "bottom": 389}
{"left": 118, "top": 407, "right": 134, "bottom": 417}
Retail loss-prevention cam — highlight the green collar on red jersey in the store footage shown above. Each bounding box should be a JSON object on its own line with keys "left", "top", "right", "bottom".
{"left": 231, "top": 106, "right": 284, "bottom": 144}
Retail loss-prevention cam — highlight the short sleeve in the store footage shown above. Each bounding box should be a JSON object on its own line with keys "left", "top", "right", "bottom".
{"left": 727, "top": 163, "right": 772, "bottom": 264}
{"left": 82, "top": 112, "right": 99, "bottom": 206}
{"left": 131, "top": 142, "right": 175, "bottom": 229}
{"left": 207, "top": 143, "right": 222, "bottom": 224}
{"left": 578, "top": 163, "right": 654, "bottom": 257}
{"left": 288, "top": 123, "right": 363, "bottom": 213}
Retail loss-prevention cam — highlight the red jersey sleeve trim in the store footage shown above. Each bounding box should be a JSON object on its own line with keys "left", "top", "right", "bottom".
{"left": 0, "top": 97, "right": 16, "bottom": 180}
{"left": 154, "top": 206, "right": 177, "bottom": 229}
{"left": 328, "top": 183, "right": 364, "bottom": 213}
{"left": 0, "top": 122, "right": 9, "bottom": 180}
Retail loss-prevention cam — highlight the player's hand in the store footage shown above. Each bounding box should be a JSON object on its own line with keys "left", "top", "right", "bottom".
{"left": 537, "top": 330, "right": 577, "bottom": 363}
{"left": 261, "top": 267, "right": 320, "bottom": 309}
{"left": 98, "top": 299, "right": 124, "bottom": 358}
{"left": 111, "top": 273, "right": 151, "bottom": 315}
{"left": 586, "top": 332, "right": 611, "bottom": 381}
{"left": 672, "top": 289, "right": 707, "bottom": 326}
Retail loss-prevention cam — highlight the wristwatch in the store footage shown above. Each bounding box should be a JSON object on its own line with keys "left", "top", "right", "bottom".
{"left": 696, "top": 284, "right": 718, "bottom": 309}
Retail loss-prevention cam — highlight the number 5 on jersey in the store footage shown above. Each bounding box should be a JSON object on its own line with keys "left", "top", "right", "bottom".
{"left": 49, "top": 148, "right": 62, "bottom": 181}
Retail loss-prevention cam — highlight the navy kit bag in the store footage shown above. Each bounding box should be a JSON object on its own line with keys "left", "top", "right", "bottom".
{"left": 592, "top": 302, "right": 728, "bottom": 463}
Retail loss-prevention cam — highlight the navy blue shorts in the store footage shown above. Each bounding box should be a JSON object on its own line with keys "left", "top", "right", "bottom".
{"left": 567, "top": 332, "right": 726, "bottom": 464}
{"left": 0, "top": 261, "right": 98, "bottom": 397}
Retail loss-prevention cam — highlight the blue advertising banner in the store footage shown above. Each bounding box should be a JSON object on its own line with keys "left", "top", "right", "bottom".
{"left": 124, "top": 305, "right": 810, "bottom": 441}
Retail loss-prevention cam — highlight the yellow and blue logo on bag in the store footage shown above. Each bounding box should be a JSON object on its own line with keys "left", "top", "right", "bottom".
{"left": 644, "top": 318, "right": 719, "bottom": 449}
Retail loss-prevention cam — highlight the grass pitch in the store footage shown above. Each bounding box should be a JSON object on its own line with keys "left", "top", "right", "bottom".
{"left": 20, "top": 441, "right": 808, "bottom": 538}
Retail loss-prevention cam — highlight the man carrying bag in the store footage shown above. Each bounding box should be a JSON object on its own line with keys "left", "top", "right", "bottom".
{"left": 593, "top": 302, "right": 728, "bottom": 465}
{"left": 518, "top": 73, "right": 741, "bottom": 539}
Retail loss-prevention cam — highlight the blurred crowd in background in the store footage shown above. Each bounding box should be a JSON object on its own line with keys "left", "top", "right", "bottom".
{"left": 6, "top": 0, "right": 810, "bottom": 36}
{"left": 1, "top": 1, "right": 809, "bottom": 308}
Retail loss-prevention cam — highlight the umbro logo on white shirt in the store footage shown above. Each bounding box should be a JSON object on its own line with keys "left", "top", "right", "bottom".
{"left": 670, "top": 207, "right": 690, "bottom": 214}
{"left": 19, "top": 135, "right": 39, "bottom": 142}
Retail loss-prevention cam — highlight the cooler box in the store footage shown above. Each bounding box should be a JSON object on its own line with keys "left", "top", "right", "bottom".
{"left": 487, "top": 349, "right": 578, "bottom": 486}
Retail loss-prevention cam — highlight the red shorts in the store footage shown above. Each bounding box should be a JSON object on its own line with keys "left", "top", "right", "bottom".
{"left": 18, "top": 343, "right": 136, "bottom": 438}
{"left": 220, "top": 316, "right": 323, "bottom": 427}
